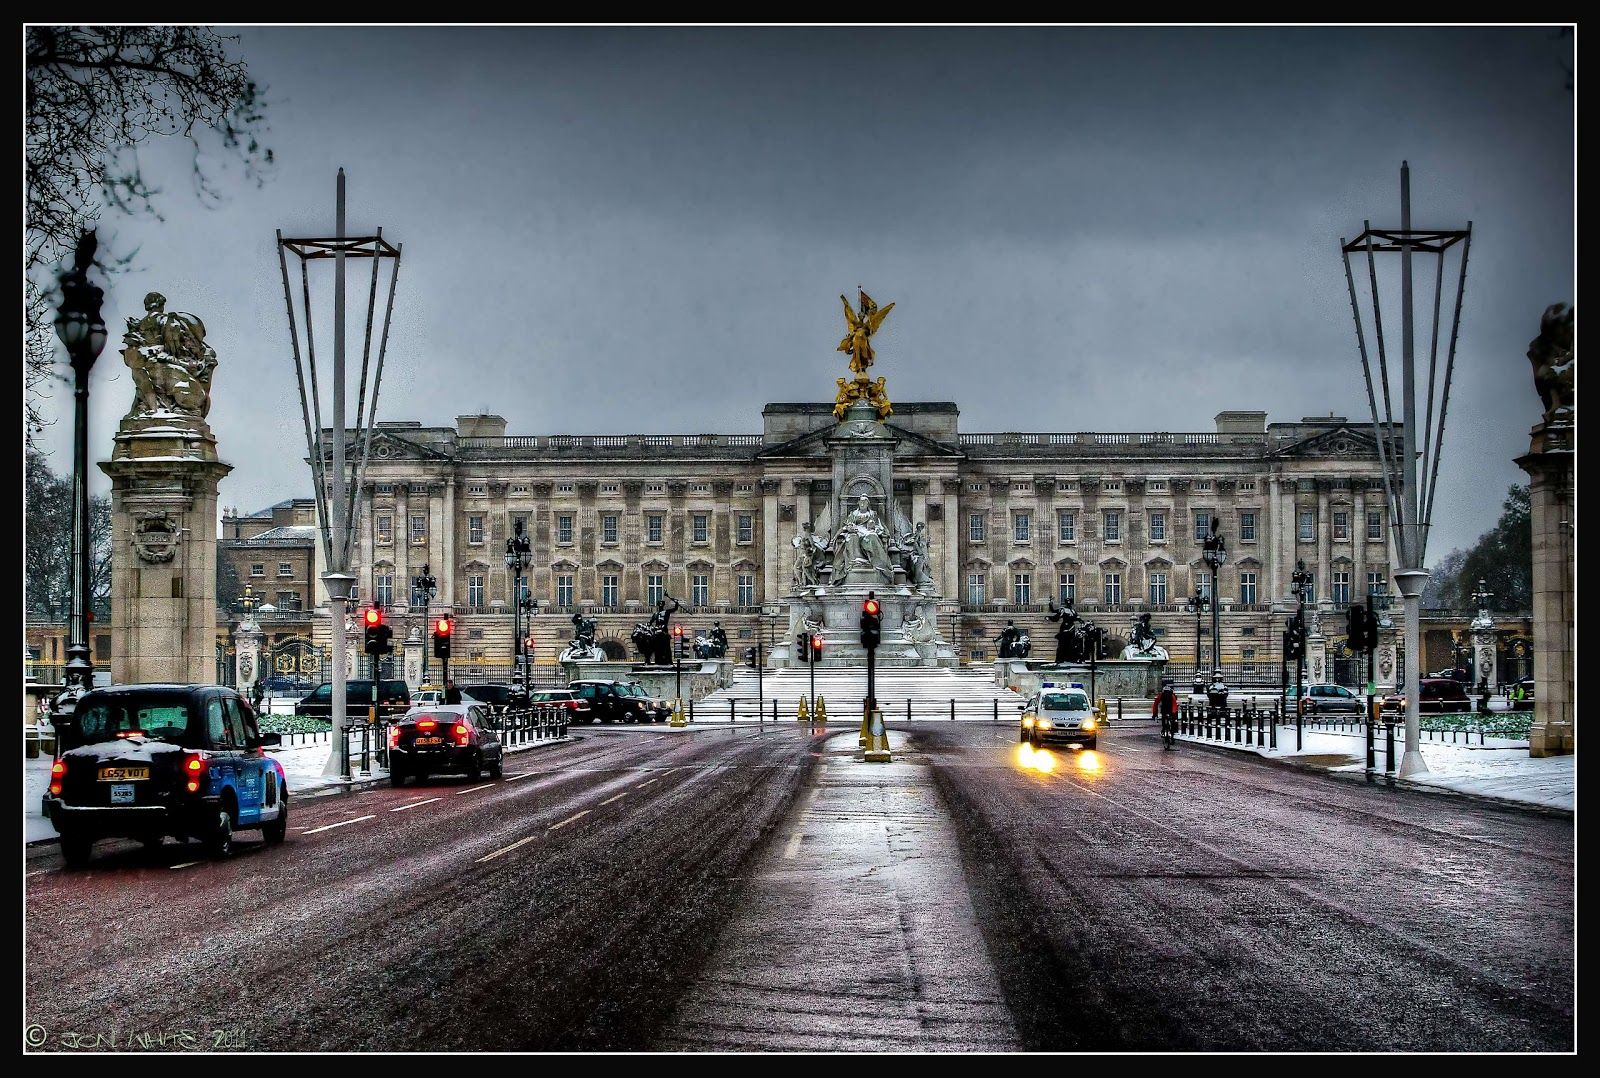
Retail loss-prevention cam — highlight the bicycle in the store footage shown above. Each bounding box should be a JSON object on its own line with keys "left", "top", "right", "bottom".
{"left": 1160, "top": 709, "right": 1178, "bottom": 749}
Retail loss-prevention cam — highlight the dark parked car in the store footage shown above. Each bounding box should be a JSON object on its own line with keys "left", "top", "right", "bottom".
{"left": 529, "top": 689, "right": 593, "bottom": 724}
{"left": 459, "top": 683, "right": 527, "bottom": 716}
{"left": 569, "top": 680, "right": 667, "bottom": 723}
{"left": 295, "top": 679, "right": 411, "bottom": 721}
{"left": 1287, "top": 683, "right": 1365, "bottom": 714}
{"left": 262, "top": 674, "right": 313, "bottom": 694}
{"left": 1381, "top": 678, "right": 1472, "bottom": 714}
{"left": 388, "top": 703, "right": 503, "bottom": 786}
{"left": 44, "top": 684, "right": 288, "bottom": 867}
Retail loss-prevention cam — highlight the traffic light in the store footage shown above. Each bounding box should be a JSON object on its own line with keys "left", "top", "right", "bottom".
{"left": 859, "top": 593, "right": 881, "bottom": 650}
{"left": 432, "top": 615, "right": 452, "bottom": 659}
{"left": 1363, "top": 606, "right": 1379, "bottom": 651}
{"left": 1284, "top": 617, "right": 1305, "bottom": 661}
{"left": 810, "top": 633, "right": 825, "bottom": 663}
{"left": 1346, "top": 603, "right": 1368, "bottom": 653}
{"left": 796, "top": 633, "right": 809, "bottom": 660}
{"left": 363, "top": 607, "right": 392, "bottom": 656}
{"left": 672, "top": 622, "right": 685, "bottom": 657}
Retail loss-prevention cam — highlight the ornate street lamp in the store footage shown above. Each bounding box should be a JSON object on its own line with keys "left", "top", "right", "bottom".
{"left": 1201, "top": 516, "right": 1228, "bottom": 705}
{"left": 413, "top": 563, "right": 437, "bottom": 686}
{"left": 1183, "top": 589, "right": 1210, "bottom": 691}
{"left": 53, "top": 232, "right": 108, "bottom": 708}
{"left": 505, "top": 520, "right": 531, "bottom": 690}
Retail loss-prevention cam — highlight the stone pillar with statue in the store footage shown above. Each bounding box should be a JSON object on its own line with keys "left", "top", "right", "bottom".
{"left": 100, "top": 293, "right": 232, "bottom": 686}
{"left": 1516, "top": 303, "right": 1574, "bottom": 757}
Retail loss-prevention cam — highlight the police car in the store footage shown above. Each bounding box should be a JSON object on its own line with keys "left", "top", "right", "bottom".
{"left": 1018, "top": 682, "right": 1098, "bottom": 750}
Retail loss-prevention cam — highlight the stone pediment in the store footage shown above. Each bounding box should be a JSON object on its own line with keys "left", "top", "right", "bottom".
{"left": 756, "top": 421, "right": 960, "bottom": 460}
{"left": 363, "top": 431, "right": 452, "bottom": 463}
{"left": 1272, "top": 426, "right": 1382, "bottom": 460}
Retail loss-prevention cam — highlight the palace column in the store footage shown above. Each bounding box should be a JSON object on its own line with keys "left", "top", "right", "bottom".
{"left": 1352, "top": 483, "right": 1367, "bottom": 602}
{"left": 761, "top": 478, "right": 781, "bottom": 600}
{"left": 1267, "top": 473, "right": 1282, "bottom": 601}
{"left": 1316, "top": 479, "right": 1331, "bottom": 604}
{"left": 942, "top": 478, "right": 962, "bottom": 600}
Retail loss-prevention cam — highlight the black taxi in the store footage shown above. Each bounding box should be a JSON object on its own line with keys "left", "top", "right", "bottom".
{"left": 44, "top": 684, "right": 289, "bottom": 867}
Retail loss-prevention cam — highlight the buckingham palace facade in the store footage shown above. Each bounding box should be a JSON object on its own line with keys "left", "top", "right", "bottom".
{"left": 290, "top": 402, "right": 1401, "bottom": 680}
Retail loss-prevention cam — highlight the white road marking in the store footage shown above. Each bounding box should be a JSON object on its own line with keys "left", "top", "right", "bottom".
{"left": 506, "top": 771, "right": 539, "bottom": 781}
{"left": 169, "top": 861, "right": 202, "bottom": 870}
{"left": 476, "top": 833, "right": 539, "bottom": 863}
{"left": 783, "top": 831, "right": 803, "bottom": 859}
{"left": 300, "top": 814, "right": 376, "bottom": 835}
{"left": 600, "top": 792, "right": 628, "bottom": 806}
{"left": 636, "top": 777, "right": 659, "bottom": 788}
{"left": 391, "top": 797, "right": 442, "bottom": 811}
{"left": 27, "top": 870, "right": 48, "bottom": 878}
{"left": 549, "top": 809, "right": 591, "bottom": 831}
{"left": 456, "top": 783, "right": 495, "bottom": 795}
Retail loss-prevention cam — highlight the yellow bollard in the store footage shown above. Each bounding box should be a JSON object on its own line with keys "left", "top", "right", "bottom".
{"left": 815, "top": 696, "right": 826, "bottom": 724}
{"left": 670, "top": 697, "right": 687, "bottom": 727}
{"left": 797, "top": 696, "right": 809, "bottom": 724}
{"left": 859, "top": 702, "right": 870, "bottom": 746}
{"left": 864, "top": 708, "right": 891, "bottom": 762}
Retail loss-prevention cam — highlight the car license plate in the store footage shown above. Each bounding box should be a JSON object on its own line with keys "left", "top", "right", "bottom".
{"left": 99, "top": 766, "right": 150, "bottom": 781}
{"left": 414, "top": 736, "right": 443, "bottom": 746}
{"left": 110, "top": 784, "right": 135, "bottom": 804}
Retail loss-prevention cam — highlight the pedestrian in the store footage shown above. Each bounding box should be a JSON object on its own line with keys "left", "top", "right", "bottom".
{"left": 250, "top": 679, "right": 265, "bottom": 713}
{"left": 444, "top": 679, "right": 462, "bottom": 705}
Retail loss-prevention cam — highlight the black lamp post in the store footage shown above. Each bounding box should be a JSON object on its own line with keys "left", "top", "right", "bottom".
{"left": 413, "top": 563, "right": 437, "bottom": 687}
{"left": 1201, "top": 516, "right": 1228, "bottom": 706}
{"left": 1184, "top": 590, "right": 1210, "bottom": 693}
{"left": 54, "top": 232, "right": 108, "bottom": 706}
{"left": 1291, "top": 560, "right": 1314, "bottom": 745}
{"left": 505, "top": 522, "right": 531, "bottom": 690}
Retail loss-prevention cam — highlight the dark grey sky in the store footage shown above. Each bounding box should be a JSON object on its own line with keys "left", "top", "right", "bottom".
{"left": 35, "top": 26, "right": 1574, "bottom": 560}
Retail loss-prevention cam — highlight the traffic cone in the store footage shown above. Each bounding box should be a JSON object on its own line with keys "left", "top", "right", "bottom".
{"left": 797, "top": 696, "right": 809, "bottom": 724}
{"left": 815, "top": 696, "right": 827, "bottom": 724}
{"left": 670, "top": 697, "right": 687, "bottom": 727}
{"left": 864, "top": 708, "right": 891, "bottom": 762}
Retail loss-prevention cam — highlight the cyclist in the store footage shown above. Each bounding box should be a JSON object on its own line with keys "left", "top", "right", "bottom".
{"left": 1153, "top": 680, "right": 1180, "bottom": 748}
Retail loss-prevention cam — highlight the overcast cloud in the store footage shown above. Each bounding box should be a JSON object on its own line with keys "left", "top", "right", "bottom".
{"left": 30, "top": 25, "right": 1574, "bottom": 560}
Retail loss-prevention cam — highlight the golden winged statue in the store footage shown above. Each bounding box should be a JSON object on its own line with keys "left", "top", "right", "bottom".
{"left": 837, "top": 289, "right": 895, "bottom": 375}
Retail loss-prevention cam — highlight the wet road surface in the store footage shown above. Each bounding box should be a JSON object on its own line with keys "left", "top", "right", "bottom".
{"left": 25, "top": 719, "right": 1573, "bottom": 1051}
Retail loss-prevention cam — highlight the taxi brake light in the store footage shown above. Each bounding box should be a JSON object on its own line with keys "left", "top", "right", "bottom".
{"left": 184, "top": 753, "right": 206, "bottom": 793}
{"left": 417, "top": 719, "right": 437, "bottom": 731}
{"left": 49, "top": 759, "right": 65, "bottom": 796}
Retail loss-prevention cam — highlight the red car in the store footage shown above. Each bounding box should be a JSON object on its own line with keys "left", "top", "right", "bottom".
{"left": 1381, "top": 678, "right": 1472, "bottom": 714}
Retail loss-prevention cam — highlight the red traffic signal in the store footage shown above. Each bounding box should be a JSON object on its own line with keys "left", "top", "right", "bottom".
{"left": 364, "top": 607, "right": 383, "bottom": 628}
{"left": 672, "top": 623, "right": 684, "bottom": 638}
{"left": 810, "top": 633, "right": 824, "bottom": 653}
{"left": 862, "top": 597, "right": 881, "bottom": 617}
{"left": 435, "top": 616, "right": 452, "bottom": 637}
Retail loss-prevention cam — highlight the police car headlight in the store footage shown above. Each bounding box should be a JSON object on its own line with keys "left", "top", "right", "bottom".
{"left": 1037, "top": 719, "right": 1053, "bottom": 729}
{"left": 1081, "top": 718, "right": 1096, "bottom": 731}
{"left": 1022, "top": 716, "right": 1035, "bottom": 728}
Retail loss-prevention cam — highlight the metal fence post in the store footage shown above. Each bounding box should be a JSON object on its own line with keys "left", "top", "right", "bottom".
{"left": 731, "top": 698, "right": 736, "bottom": 724}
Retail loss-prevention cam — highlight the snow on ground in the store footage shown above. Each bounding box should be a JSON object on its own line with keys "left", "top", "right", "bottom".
{"left": 1188, "top": 724, "right": 1574, "bottom": 813}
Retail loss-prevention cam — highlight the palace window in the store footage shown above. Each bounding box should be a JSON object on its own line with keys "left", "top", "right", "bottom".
{"left": 692, "top": 514, "right": 709, "bottom": 544}
{"left": 1242, "top": 647, "right": 1257, "bottom": 675}
{"left": 602, "top": 514, "right": 618, "bottom": 544}
{"left": 738, "top": 574, "right": 755, "bottom": 607}
{"left": 376, "top": 515, "right": 392, "bottom": 545}
{"left": 1240, "top": 572, "right": 1257, "bottom": 606}
{"left": 1013, "top": 572, "right": 1031, "bottom": 605}
{"left": 410, "top": 580, "right": 430, "bottom": 607}
{"left": 1298, "top": 510, "right": 1316, "bottom": 542}
{"left": 556, "top": 483, "right": 574, "bottom": 494}
{"left": 646, "top": 514, "right": 663, "bottom": 543}
{"left": 1194, "top": 511, "right": 1211, "bottom": 541}
{"left": 1367, "top": 571, "right": 1386, "bottom": 599}
{"left": 375, "top": 483, "right": 393, "bottom": 495}
{"left": 1013, "top": 511, "right": 1031, "bottom": 543}
{"left": 967, "top": 572, "right": 986, "bottom": 606}
{"left": 599, "top": 482, "right": 618, "bottom": 494}
{"left": 691, "top": 483, "right": 711, "bottom": 494}
{"left": 1149, "top": 573, "right": 1168, "bottom": 605}
{"left": 557, "top": 514, "right": 573, "bottom": 544}
{"left": 1103, "top": 510, "right": 1121, "bottom": 542}
{"left": 1240, "top": 512, "right": 1256, "bottom": 542}
{"left": 511, "top": 483, "right": 530, "bottom": 495}
{"left": 692, "top": 574, "right": 709, "bottom": 607}
{"left": 1367, "top": 511, "right": 1383, "bottom": 541}
{"left": 1059, "top": 574, "right": 1076, "bottom": 606}
{"left": 410, "top": 514, "right": 428, "bottom": 545}
{"left": 969, "top": 512, "right": 987, "bottom": 542}
{"left": 1058, "top": 510, "right": 1076, "bottom": 542}
{"left": 1104, "top": 573, "right": 1122, "bottom": 606}
{"left": 602, "top": 575, "right": 619, "bottom": 607}
{"left": 466, "top": 482, "right": 486, "bottom": 496}
{"left": 1056, "top": 480, "right": 1076, "bottom": 493}
{"left": 277, "top": 591, "right": 301, "bottom": 611}
{"left": 374, "top": 574, "right": 393, "bottom": 608}
{"left": 515, "top": 576, "right": 530, "bottom": 606}
{"left": 467, "top": 574, "right": 484, "bottom": 610}
{"left": 645, "top": 482, "right": 665, "bottom": 494}
{"left": 969, "top": 481, "right": 986, "bottom": 493}
{"left": 1196, "top": 480, "right": 1213, "bottom": 492}
{"left": 1332, "top": 570, "right": 1351, "bottom": 606}
{"left": 557, "top": 574, "right": 574, "bottom": 608}
{"left": 1333, "top": 511, "right": 1350, "bottom": 540}
{"left": 737, "top": 513, "right": 753, "bottom": 544}
{"left": 735, "top": 482, "right": 754, "bottom": 494}
{"left": 1149, "top": 512, "right": 1166, "bottom": 542}
{"left": 469, "top": 515, "right": 484, "bottom": 544}
{"left": 1198, "top": 575, "right": 1212, "bottom": 601}
{"left": 1148, "top": 480, "right": 1168, "bottom": 493}
{"left": 1102, "top": 480, "right": 1121, "bottom": 493}
{"left": 1239, "top": 480, "right": 1257, "bottom": 492}
{"left": 250, "top": 563, "right": 265, "bottom": 577}
{"left": 278, "top": 562, "right": 293, "bottom": 577}
{"left": 647, "top": 574, "right": 665, "bottom": 606}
